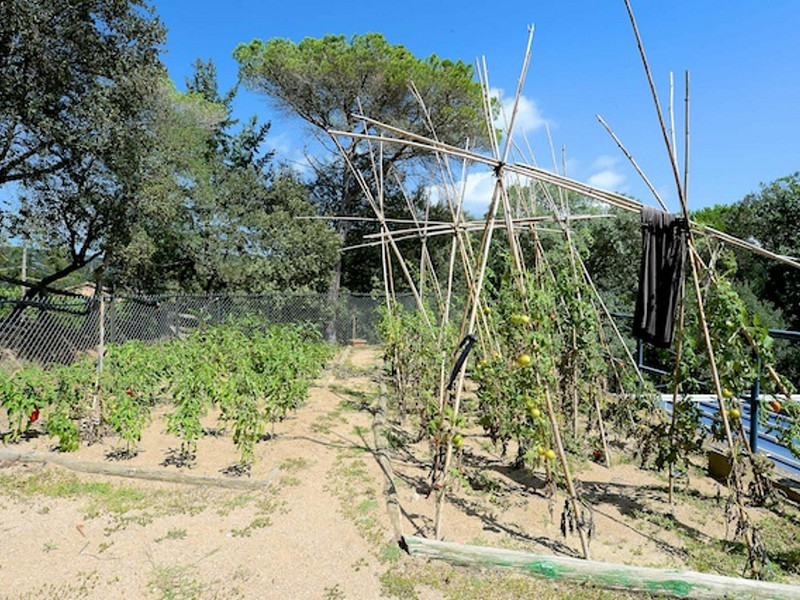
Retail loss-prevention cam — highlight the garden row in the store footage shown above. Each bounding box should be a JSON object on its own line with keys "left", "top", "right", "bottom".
{"left": 378, "top": 242, "right": 800, "bottom": 574}
{"left": 0, "top": 319, "right": 334, "bottom": 469}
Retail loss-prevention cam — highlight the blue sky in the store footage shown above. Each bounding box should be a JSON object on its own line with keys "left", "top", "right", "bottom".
{"left": 9, "top": 0, "right": 795, "bottom": 220}
{"left": 156, "top": 0, "right": 799, "bottom": 214}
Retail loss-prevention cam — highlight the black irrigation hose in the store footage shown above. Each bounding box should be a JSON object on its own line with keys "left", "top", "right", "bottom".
{"left": 447, "top": 333, "right": 477, "bottom": 391}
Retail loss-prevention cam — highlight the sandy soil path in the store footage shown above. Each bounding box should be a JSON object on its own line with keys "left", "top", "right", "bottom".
{"left": 0, "top": 346, "right": 396, "bottom": 599}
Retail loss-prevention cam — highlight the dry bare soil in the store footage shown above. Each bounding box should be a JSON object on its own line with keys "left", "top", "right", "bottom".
{"left": 1, "top": 346, "right": 799, "bottom": 599}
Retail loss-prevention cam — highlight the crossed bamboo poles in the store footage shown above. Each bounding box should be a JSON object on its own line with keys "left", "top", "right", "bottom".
{"left": 323, "top": 4, "right": 800, "bottom": 566}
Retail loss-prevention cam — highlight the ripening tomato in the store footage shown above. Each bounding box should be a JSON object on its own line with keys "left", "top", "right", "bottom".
{"left": 515, "top": 354, "right": 532, "bottom": 368}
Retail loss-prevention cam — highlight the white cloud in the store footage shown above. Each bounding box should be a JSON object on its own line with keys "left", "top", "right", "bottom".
{"left": 427, "top": 170, "right": 497, "bottom": 218}
{"left": 585, "top": 155, "right": 627, "bottom": 192}
{"left": 587, "top": 170, "right": 626, "bottom": 191}
{"left": 591, "top": 155, "right": 619, "bottom": 171}
{"left": 460, "top": 171, "right": 496, "bottom": 217}
{"left": 491, "top": 87, "right": 547, "bottom": 136}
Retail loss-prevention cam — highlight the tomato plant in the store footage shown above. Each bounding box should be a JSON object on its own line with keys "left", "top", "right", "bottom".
{"left": 471, "top": 262, "right": 562, "bottom": 470}
{"left": 379, "top": 302, "right": 453, "bottom": 441}
{"left": 1, "top": 318, "right": 333, "bottom": 466}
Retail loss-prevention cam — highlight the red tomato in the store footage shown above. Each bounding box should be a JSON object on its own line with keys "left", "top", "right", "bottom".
{"left": 29, "top": 408, "right": 40, "bottom": 423}
{"left": 126, "top": 387, "right": 134, "bottom": 397}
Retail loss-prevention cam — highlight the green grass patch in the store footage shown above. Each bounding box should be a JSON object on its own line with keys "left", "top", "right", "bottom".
{"left": 280, "top": 457, "right": 312, "bottom": 472}
{"left": 155, "top": 529, "right": 188, "bottom": 543}
{"left": 379, "top": 562, "right": 656, "bottom": 600}
{"left": 4, "top": 571, "right": 99, "bottom": 600}
{"left": 0, "top": 470, "right": 146, "bottom": 513}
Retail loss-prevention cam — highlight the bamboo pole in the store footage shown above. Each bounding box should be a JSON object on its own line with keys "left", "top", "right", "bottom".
{"left": 487, "top": 33, "right": 590, "bottom": 557}
{"left": 379, "top": 143, "right": 393, "bottom": 311}
{"left": 596, "top": 114, "right": 668, "bottom": 211}
{"left": 669, "top": 71, "right": 678, "bottom": 167}
{"left": 332, "top": 126, "right": 645, "bottom": 214}
{"left": 342, "top": 223, "right": 611, "bottom": 252}
{"left": 623, "top": 0, "right": 758, "bottom": 567}
{"left": 434, "top": 29, "right": 536, "bottom": 539}
{"left": 297, "top": 215, "right": 452, "bottom": 226}
{"left": 623, "top": 0, "right": 685, "bottom": 207}
{"left": 393, "top": 172, "right": 444, "bottom": 309}
{"left": 434, "top": 176, "right": 503, "bottom": 541}
{"left": 358, "top": 213, "right": 614, "bottom": 241}
{"left": 593, "top": 384, "right": 612, "bottom": 469}
{"left": 404, "top": 536, "right": 800, "bottom": 600}
{"left": 544, "top": 383, "right": 591, "bottom": 558}
{"left": 683, "top": 71, "right": 690, "bottom": 198}
{"left": 331, "top": 126, "right": 800, "bottom": 270}
{"left": 328, "top": 135, "right": 433, "bottom": 329}
{"left": 406, "top": 81, "right": 489, "bottom": 443}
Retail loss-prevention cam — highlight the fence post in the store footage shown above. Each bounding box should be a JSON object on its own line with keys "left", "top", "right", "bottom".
{"left": 749, "top": 353, "right": 761, "bottom": 453}
{"left": 91, "top": 295, "right": 106, "bottom": 416}
{"left": 108, "top": 294, "right": 116, "bottom": 345}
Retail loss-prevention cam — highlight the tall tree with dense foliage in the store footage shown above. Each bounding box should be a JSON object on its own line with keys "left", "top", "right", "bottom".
{"left": 694, "top": 173, "right": 800, "bottom": 328}
{"left": 234, "top": 33, "right": 491, "bottom": 295}
{"left": 0, "top": 0, "right": 166, "bottom": 295}
{"left": 108, "top": 61, "right": 339, "bottom": 294}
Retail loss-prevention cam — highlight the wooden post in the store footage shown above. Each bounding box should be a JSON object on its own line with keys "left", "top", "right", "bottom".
{"left": 434, "top": 179, "right": 503, "bottom": 540}
{"left": 20, "top": 244, "right": 27, "bottom": 298}
{"left": 374, "top": 382, "right": 404, "bottom": 542}
{"left": 91, "top": 295, "right": 106, "bottom": 418}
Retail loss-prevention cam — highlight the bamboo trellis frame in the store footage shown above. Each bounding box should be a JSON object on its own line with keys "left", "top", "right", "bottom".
{"left": 319, "top": 5, "right": 800, "bottom": 569}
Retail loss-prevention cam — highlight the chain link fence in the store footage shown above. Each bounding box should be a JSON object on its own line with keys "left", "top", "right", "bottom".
{"left": 0, "top": 292, "right": 412, "bottom": 369}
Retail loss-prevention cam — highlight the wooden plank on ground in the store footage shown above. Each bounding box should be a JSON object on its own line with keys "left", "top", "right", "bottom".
{"left": 0, "top": 448, "right": 277, "bottom": 491}
{"left": 404, "top": 535, "right": 800, "bottom": 600}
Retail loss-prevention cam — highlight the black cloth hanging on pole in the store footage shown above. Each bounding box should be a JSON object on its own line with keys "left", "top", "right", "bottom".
{"left": 632, "top": 206, "right": 688, "bottom": 348}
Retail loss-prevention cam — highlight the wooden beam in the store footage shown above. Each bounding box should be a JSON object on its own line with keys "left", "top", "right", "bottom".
{"left": 404, "top": 535, "right": 800, "bottom": 599}
{"left": 0, "top": 448, "right": 277, "bottom": 491}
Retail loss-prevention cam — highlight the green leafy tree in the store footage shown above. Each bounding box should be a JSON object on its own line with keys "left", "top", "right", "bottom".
{"left": 0, "top": 0, "right": 164, "bottom": 189}
{"left": 108, "top": 61, "right": 339, "bottom": 294}
{"left": 234, "top": 33, "right": 491, "bottom": 305}
{"left": 0, "top": 0, "right": 166, "bottom": 295}
{"left": 694, "top": 174, "right": 800, "bottom": 385}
